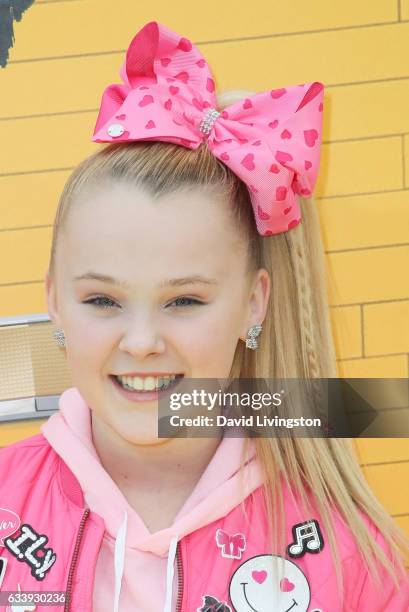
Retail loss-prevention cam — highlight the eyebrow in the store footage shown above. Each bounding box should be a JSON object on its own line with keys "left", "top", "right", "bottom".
{"left": 73, "top": 272, "right": 219, "bottom": 289}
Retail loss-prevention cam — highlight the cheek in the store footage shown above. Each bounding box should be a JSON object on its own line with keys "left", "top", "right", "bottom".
{"left": 64, "top": 315, "right": 119, "bottom": 370}
{"left": 205, "top": 301, "right": 245, "bottom": 347}
{"left": 172, "top": 310, "right": 241, "bottom": 372}
{"left": 177, "top": 303, "right": 241, "bottom": 343}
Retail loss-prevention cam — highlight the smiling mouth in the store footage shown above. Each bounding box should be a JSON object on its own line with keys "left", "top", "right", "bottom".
{"left": 109, "top": 373, "right": 185, "bottom": 402}
{"left": 241, "top": 584, "right": 259, "bottom": 612}
{"left": 240, "top": 583, "right": 298, "bottom": 612}
{"left": 112, "top": 373, "right": 184, "bottom": 392}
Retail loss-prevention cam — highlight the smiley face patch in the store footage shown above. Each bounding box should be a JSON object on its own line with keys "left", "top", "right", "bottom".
{"left": 229, "top": 554, "right": 311, "bottom": 612}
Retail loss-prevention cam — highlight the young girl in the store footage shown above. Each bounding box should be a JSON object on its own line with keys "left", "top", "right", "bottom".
{"left": 0, "top": 20, "right": 408, "bottom": 612}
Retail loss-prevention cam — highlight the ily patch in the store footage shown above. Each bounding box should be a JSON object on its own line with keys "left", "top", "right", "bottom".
{"left": 4, "top": 524, "right": 56, "bottom": 581}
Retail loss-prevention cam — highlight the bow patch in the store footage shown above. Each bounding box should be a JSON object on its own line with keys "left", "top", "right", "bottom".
{"left": 215, "top": 529, "right": 246, "bottom": 560}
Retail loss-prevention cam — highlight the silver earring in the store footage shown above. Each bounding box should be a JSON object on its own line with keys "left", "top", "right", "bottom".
{"left": 53, "top": 328, "right": 66, "bottom": 347}
{"left": 245, "top": 324, "right": 262, "bottom": 350}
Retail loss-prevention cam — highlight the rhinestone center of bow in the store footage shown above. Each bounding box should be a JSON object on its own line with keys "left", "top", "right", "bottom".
{"left": 198, "top": 108, "right": 221, "bottom": 137}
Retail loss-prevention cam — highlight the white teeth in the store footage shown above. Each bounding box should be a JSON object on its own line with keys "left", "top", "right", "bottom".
{"left": 116, "top": 374, "right": 178, "bottom": 391}
{"left": 144, "top": 376, "right": 155, "bottom": 391}
{"left": 133, "top": 377, "right": 144, "bottom": 391}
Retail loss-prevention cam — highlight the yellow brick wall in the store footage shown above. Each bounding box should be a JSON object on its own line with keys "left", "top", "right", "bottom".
{"left": 1, "top": 1, "right": 408, "bottom": 543}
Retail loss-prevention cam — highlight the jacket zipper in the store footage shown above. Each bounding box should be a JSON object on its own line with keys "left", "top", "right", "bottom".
{"left": 175, "top": 541, "right": 184, "bottom": 612}
{"left": 64, "top": 508, "right": 90, "bottom": 612}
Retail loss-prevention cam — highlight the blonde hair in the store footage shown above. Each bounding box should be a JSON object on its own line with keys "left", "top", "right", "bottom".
{"left": 49, "top": 90, "right": 409, "bottom": 602}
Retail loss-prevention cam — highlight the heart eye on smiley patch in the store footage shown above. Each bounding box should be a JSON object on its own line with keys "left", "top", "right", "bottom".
{"left": 280, "top": 577, "right": 295, "bottom": 592}
{"left": 229, "top": 554, "right": 311, "bottom": 612}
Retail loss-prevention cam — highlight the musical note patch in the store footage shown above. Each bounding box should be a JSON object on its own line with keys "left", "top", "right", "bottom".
{"left": 287, "top": 519, "right": 324, "bottom": 558}
{"left": 4, "top": 524, "right": 57, "bottom": 581}
{"left": 216, "top": 529, "right": 246, "bottom": 560}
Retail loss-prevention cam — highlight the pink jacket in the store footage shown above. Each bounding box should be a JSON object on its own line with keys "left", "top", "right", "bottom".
{"left": 0, "top": 387, "right": 408, "bottom": 612}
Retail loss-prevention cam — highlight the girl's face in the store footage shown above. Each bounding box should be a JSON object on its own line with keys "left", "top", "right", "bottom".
{"left": 46, "top": 181, "right": 270, "bottom": 444}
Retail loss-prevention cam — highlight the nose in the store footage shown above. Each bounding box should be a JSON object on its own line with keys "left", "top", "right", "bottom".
{"left": 118, "top": 313, "right": 166, "bottom": 357}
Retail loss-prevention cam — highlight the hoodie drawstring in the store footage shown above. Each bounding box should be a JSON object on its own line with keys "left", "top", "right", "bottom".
{"left": 113, "top": 510, "right": 128, "bottom": 612}
{"left": 163, "top": 534, "right": 179, "bottom": 612}
{"left": 113, "top": 513, "right": 178, "bottom": 612}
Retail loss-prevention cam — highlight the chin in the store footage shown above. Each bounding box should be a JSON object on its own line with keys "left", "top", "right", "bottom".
{"left": 110, "top": 415, "right": 163, "bottom": 444}
{"left": 124, "top": 432, "right": 171, "bottom": 446}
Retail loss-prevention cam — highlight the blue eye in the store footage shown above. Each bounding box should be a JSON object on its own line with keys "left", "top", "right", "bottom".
{"left": 84, "top": 296, "right": 119, "bottom": 309}
{"left": 168, "top": 297, "right": 203, "bottom": 308}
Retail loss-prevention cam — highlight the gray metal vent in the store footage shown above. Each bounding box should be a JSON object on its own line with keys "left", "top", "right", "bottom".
{"left": 0, "top": 314, "right": 72, "bottom": 422}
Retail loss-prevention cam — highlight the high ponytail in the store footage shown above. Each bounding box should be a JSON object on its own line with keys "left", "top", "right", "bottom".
{"left": 48, "top": 91, "right": 409, "bottom": 604}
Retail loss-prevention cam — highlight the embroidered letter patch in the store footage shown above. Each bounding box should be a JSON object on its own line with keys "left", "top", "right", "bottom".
{"left": 0, "top": 508, "right": 21, "bottom": 544}
{"left": 4, "top": 524, "right": 56, "bottom": 580}
{"left": 287, "top": 519, "right": 324, "bottom": 558}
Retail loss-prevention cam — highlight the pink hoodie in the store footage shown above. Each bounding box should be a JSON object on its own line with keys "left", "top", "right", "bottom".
{"left": 40, "top": 387, "right": 263, "bottom": 611}
{"left": 0, "top": 386, "right": 408, "bottom": 611}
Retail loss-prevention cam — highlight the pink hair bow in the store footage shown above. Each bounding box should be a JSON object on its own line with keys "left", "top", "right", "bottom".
{"left": 92, "top": 21, "right": 325, "bottom": 236}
